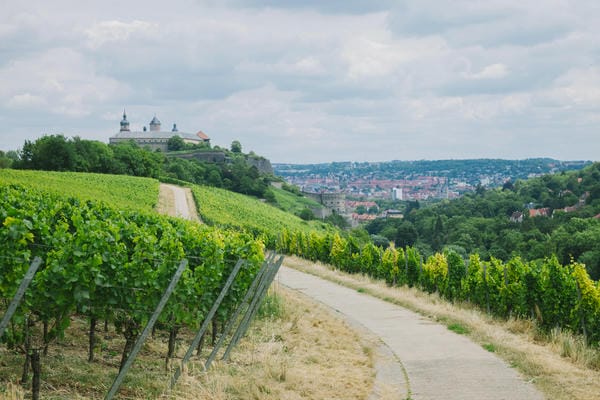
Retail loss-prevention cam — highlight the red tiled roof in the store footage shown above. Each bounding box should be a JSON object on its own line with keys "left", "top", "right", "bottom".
{"left": 529, "top": 208, "right": 550, "bottom": 217}
{"left": 351, "top": 213, "right": 377, "bottom": 221}
{"left": 196, "top": 130, "right": 210, "bottom": 140}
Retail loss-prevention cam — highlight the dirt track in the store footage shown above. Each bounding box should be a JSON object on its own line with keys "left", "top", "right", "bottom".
{"left": 158, "top": 183, "right": 199, "bottom": 221}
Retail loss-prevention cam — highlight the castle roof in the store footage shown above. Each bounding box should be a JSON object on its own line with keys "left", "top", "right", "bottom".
{"left": 111, "top": 111, "right": 210, "bottom": 143}
{"left": 111, "top": 131, "right": 203, "bottom": 141}
{"left": 196, "top": 130, "right": 210, "bottom": 140}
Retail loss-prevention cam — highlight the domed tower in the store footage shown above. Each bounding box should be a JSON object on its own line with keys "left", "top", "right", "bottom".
{"left": 149, "top": 115, "right": 161, "bottom": 132}
{"left": 120, "top": 110, "right": 130, "bottom": 132}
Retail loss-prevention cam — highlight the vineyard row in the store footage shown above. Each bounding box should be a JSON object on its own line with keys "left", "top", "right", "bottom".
{"left": 0, "top": 184, "right": 265, "bottom": 398}
{"left": 275, "top": 229, "right": 600, "bottom": 344}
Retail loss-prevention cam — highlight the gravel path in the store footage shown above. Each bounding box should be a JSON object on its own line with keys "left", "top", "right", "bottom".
{"left": 277, "top": 266, "right": 545, "bottom": 400}
{"left": 160, "top": 184, "right": 197, "bottom": 221}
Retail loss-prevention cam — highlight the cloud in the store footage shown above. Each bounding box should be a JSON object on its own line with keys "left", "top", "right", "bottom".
{"left": 1, "top": 0, "right": 599, "bottom": 162}
{"left": 221, "top": 0, "right": 395, "bottom": 14}
{"left": 0, "top": 48, "right": 127, "bottom": 117}
{"left": 469, "top": 64, "right": 509, "bottom": 80}
{"left": 7, "top": 93, "right": 47, "bottom": 109}
{"left": 84, "top": 20, "right": 158, "bottom": 49}
{"left": 550, "top": 66, "right": 600, "bottom": 107}
{"left": 341, "top": 35, "right": 447, "bottom": 81}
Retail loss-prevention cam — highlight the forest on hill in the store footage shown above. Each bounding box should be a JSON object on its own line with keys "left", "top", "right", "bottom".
{"left": 366, "top": 162, "right": 600, "bottom": 279}
{"left": 0, "top": 134, "right": 274, "bottom": 199}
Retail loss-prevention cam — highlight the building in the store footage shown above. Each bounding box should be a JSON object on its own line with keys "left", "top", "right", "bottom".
{"left": 510, "top": 211, "right": 524, "bottom": 223}
{"left": 109, "top": 111, "right": 210, "bottom": 151}
{"left": 529, "top": 208, "right": 551, "bottom": 218}
{"left": 385, "top": 209, "right": 403, "bottom": 219}
{"left": 392, "top": 187, "right": 403, "bottom": 200}
{"left": 302, "top": 191, "right": 346, "bottom": 214}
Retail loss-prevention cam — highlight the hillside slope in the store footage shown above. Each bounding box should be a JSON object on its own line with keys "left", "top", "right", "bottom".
{"left": 0, "top": 169, "right": 158, "bottom": 212}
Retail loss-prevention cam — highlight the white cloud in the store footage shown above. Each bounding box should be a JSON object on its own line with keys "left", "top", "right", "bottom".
{"left": 7, "top": 93, "right": 47, "bottom": 109}
{"left": 342, "top": 35, "right": 447, "bottom": 80}
{"left": 469, "top": 63, "right": 509, "bottom": 80}
{"left": 550, "top": 66, "right": 600, "bottom": 106}
{"left": 84, "top": 20, "right": 158, "bottom": 49}
{"left": 0, "top": 48, "right": 128, "bottom": 117}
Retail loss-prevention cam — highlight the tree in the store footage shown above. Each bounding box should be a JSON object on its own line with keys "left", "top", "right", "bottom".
{"left": 263, "top": 189, "right": 277, "bottom": 204}
{"left": 325, "top": 213, "right": 349, "bottom": 229}
{"left": 356, "top": 205, "right": 367, "bottom": 214}
{"left": 0, "top": 151, "right": 12, "bottom": 168}
{"left": 29, "top": 135, "right": 76, "bottom": 171}
{"left": 167, "top": 136, "right": 186, "bottom": 151}
{"left": 231, "top": 140, "right": 242, "bottom": 153}
{"left": 298, "top": 208, "right": 315, "bottom": 221}
{"left": 395, "top": 221, "right": 418, "bottom": 248}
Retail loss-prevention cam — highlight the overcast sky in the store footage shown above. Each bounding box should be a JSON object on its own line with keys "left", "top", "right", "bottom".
{"left": 1, "top": 1, "right": 599, "bottom": 163}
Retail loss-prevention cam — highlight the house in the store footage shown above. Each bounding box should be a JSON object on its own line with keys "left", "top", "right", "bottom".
{"left": 351, "top": 213, "right": 377, "bottom": 223}
{"left": 109, "top": 111, "right": 210, "bottom": 151}
{"left": 346, "top": 201, "right": 378, "bottom": 212}
{"left": 385, "top": 209, "right": 404, "bottom": 219}
{"left": 510, "top": 211, "right": 524, "bottom": 223}
{"left": 529, "top": 208, "right": 551, "bottom": 218}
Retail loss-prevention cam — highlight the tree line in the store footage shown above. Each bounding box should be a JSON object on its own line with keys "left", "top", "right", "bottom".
{"left": 2, "top": 134, "right": 273, "bottom": 199}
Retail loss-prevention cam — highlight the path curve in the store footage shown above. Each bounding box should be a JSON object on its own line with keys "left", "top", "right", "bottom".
{"left": 277, "top": 266, "right": 544, "bottom": 400}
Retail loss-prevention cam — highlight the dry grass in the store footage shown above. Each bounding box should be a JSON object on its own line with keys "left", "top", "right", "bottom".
{"left": 284, "top": 256, "right": 600, "bottom": 400}
{"left": 157, "top": 184, "right": 176, "bottom": 217}
{"left": 168, "top": 287, "right": 375, "bottom": 400}
{"left": 1, "top": 287, "right": 375, "bottom": 399}
{"left": 183, "top": 188, "right": 201, "bottom": 223}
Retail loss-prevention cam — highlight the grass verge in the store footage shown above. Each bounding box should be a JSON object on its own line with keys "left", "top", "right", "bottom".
{"left": 284, "top": 255, "right": 600, "bottom": 400}
{"left": 168, "top": 287, "right": 375, "bottom": 400}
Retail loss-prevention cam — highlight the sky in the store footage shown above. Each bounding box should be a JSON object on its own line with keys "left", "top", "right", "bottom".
{"left": 1, "top": 0, "right": 599, "bottom": 163}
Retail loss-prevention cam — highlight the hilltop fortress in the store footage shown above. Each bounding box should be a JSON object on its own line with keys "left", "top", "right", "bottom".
{"left": 109, "top": 111, "right": 210, "bottom": 152}
{"left": 109, "top": 110, "right": 273, "bottom": 175}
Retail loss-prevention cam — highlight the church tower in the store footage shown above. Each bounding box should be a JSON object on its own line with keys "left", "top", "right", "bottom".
{"left": 149, "top": 115, "right": 161, "bottom": 132}
{"left": 119, "top": 110, "right": 130, "bottom": 132}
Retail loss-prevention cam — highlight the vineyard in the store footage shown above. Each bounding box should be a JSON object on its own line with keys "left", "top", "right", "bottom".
{"left": 191, "top": 184, "right": 333, "bottom": 245}
{"left": 277, "top": 230, "right": 600, "bottom": 345}
{"left": 3, "top": 168, "right": 600, "bottom": 397}
{"left": 0, "top": 183, "right": 265, "bottom": 398}
{"left": 0, "top": 169, "right": 159, "bottom": 213}
{"left": 188, "top": 179, "right": 600, "bottom": 347}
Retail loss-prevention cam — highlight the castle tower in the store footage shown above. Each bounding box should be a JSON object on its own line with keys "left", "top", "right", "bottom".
{"left": 119, "top": 110, "right": 130, "bottom": 132}
{"left": 149, "top": 115, "right": 161, "bottom": 132}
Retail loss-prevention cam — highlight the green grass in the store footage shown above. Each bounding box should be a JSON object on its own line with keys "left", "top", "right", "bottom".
{"left": 482, "top": 343, "right": 496, "bottom": 352}
{"left": 191, "top": 184, "right": 332, "bottom": 235}
{"left": 447, "top": 323, "right": 470, "bottom": 335}
{"left": 0, "top": 169, "right": 159, "bottom": 212}
{"left": 270, "top": 186, "right": 323, "bottom": 215}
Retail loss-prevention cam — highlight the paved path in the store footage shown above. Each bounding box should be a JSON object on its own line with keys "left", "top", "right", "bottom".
{"left": 277, "top": 266, "right": 544, "bottom": 400}
{"left": 160, "top": 184, "right": 197, "bottom": 221}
